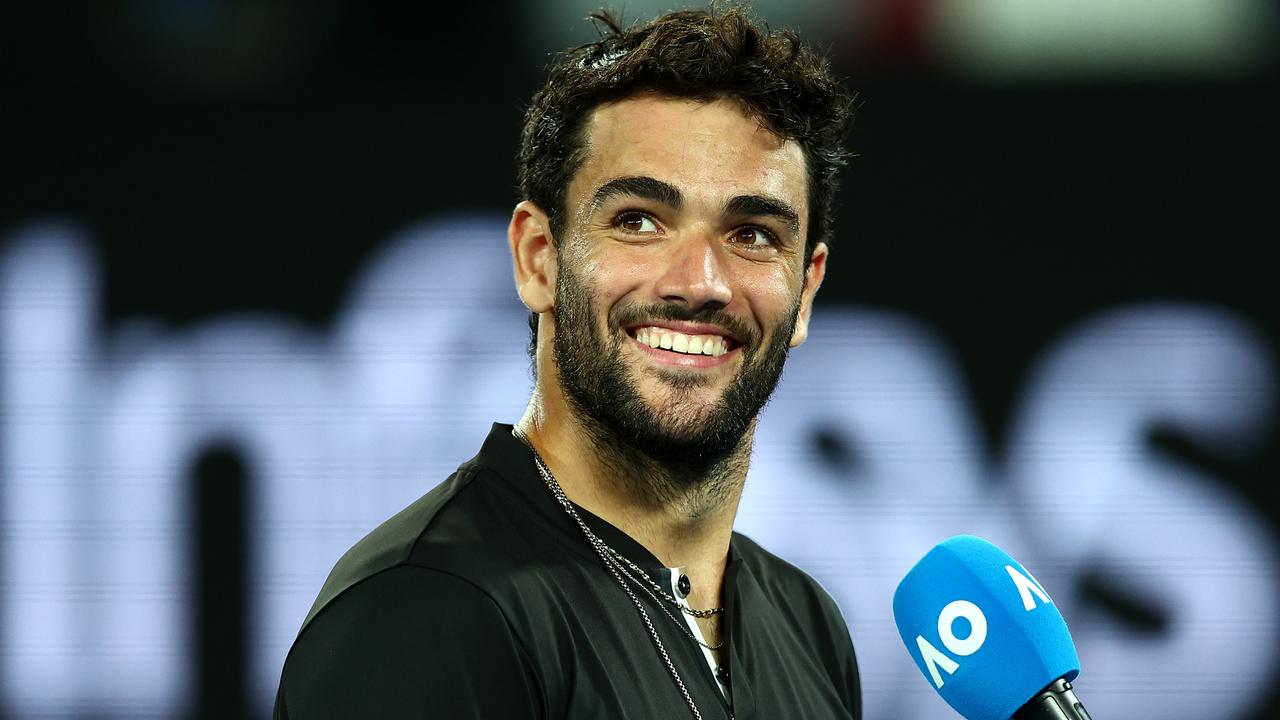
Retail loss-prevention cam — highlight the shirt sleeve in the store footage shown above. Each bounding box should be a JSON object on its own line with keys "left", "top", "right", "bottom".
{"left": 821, "top": 592, "right": 862, "bottom": 719}
{"left": 802, "top": 576, "right": 862, "bottom": 719}
{"left": 275, "top": 564, "right": 544, "bottom": 719}
{"left": 834, "top": 609, "right": 862, "bottom": 719}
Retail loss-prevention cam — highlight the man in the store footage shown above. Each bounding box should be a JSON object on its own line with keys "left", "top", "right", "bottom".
{"left": 275, "top": 6, "right": 858, "bottom": 718}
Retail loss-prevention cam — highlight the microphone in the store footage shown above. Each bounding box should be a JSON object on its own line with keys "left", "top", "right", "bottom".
{"left": 892, "top": 535, "right": 1091, "bottom": 720}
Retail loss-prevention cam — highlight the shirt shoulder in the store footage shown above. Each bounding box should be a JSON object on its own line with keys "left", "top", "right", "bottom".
{"left": 275, "top": 564, "right": 545, "bottom": 719}
{"left": 295, "top": 462, "right": 482, "bottom": 630}
{"left": 300, "top": 456, "right": 551, "bottom": 631}
{"left": 731, "top": 531, "right": 863, "bottom": 718}
{"left": 731, "top": 531, "right": 846, "bottom": 621}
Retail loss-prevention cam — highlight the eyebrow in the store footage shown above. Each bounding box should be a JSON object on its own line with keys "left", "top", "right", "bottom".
{"left": 725, "top": 194, "right": 801, "bottom": 236}
{"left": 590, "top": 176, "right": 683, "bottom": 214}
{"left": 590, "top": 175, "right": 802, "bottom": 236}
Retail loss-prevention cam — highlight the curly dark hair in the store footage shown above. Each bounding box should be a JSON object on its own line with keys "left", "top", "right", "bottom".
{"left": 516, "top": 5, "right": 856, "bottom": 359}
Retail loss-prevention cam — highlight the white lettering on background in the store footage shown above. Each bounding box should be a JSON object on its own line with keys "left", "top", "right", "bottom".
{"left": 1, "top": 217, "right": 1276, "bottom": 719}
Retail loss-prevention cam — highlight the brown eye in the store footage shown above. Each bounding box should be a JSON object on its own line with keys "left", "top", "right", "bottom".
{"left": 733, "top": 226, "right": 776, "bottom": 248}
{"left": 615, "top": 211, "right": 658, "bottom": 233}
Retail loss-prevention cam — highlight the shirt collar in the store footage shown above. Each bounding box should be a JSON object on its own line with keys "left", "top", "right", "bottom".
{"left": 476, "top": 423, "right": 748, "bottom": 576}
{"left": 477, "top": 422, "right": 751, "bottom": 711}
{"left": 475, "top": 422, "right": 668, "bottom": 571}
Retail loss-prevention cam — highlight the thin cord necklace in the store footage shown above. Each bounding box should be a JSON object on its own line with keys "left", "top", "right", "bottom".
{"left": 604, "top": 544, "right": 725, "bottom": 619}
{"left": 513, "top": 427, "right": 732, "bottom": 720}
{"left": 513, "top": 429, "right": 725, "bottom": 644}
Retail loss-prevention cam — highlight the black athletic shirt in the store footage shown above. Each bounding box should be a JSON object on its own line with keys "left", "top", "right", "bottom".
{"left": 274, "top": 423, "right": 861, "bottom": 719}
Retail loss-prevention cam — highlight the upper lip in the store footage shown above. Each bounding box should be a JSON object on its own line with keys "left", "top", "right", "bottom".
{"left": 625, "top": 321, "right": 744, "bottom": 347}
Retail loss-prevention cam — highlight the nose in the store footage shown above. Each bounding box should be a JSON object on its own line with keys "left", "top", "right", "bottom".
{"left": 654, "top": 231, "right": 733, "bottom": 312}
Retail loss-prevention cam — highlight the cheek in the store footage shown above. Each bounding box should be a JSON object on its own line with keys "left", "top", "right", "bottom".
{"left": 584, "top": 251, "right": 653, "bottom": 306}
{"left": 755, "top": 271, "right": 795, "bottom": 298}
{"left": 744, "top": 270, "right": 801, "bottom": 323}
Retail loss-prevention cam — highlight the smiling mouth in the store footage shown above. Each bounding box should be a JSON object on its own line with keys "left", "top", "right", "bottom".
{"left": 626, "top": 326, "right": 739, "bottom": 357}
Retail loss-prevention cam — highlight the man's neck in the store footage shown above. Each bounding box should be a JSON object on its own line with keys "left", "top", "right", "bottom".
{"left": 516, "top": 391, "right": 752, "bottom": 607}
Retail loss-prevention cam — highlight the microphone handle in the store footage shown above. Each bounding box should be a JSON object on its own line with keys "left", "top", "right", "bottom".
{"left": 1013, "top": 679, "right": 1093, "bottom": 720}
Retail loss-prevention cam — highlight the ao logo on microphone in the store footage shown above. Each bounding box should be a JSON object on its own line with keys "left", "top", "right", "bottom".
{"left": 916, "top": 566, "right": 1049, "bottom": 688}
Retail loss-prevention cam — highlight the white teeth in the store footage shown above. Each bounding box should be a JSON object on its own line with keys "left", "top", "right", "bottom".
{"left": 632, "top": 326, "right": 731, "bottom": 357}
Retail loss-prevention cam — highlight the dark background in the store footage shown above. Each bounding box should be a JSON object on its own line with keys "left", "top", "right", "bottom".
{"left": 3, "top": 2, "right": 1277, "bottom": 718}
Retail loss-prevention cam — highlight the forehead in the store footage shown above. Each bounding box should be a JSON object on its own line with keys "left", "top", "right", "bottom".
{"left": 571, "top": 94, "right": 808, "bottom": 218}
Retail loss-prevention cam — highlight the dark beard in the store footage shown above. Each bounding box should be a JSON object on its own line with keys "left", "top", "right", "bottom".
{"left": 551, "top": 254, "right": 799, "bottom": 500}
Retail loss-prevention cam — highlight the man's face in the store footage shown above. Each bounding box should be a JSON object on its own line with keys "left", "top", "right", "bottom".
{"left": 549, "top": 94, "right": 826, "bottom": 465}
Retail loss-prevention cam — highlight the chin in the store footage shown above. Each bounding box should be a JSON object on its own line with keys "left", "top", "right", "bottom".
{"left": 637, "top": 389, "right": 721, "bottom": 422}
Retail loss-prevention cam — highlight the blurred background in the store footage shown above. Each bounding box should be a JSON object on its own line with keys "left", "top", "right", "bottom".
{"left": 2, "top": 1, "right": 1277, "bottom": 718}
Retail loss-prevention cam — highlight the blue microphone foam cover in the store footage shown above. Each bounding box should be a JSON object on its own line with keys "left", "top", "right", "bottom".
{"left": 892, "top": 535, "right": 1080, "bottom": 720}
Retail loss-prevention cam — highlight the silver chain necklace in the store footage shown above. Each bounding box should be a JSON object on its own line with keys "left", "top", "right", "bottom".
{"left": 513, "top": 428, "right": 732, "bottom": 720}
{"left": 514, "top": 430, "right": 725, "bottom": 648}
{"left": 604, "top": 543, "right": 725, "bottom": 619}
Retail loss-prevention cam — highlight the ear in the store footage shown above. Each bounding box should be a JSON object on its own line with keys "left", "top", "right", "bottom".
{"left": 788, "top": 241, "right": 828, "bottom": 348}
{"left": 508, "top": 201, "right": 557, "bottom": 313}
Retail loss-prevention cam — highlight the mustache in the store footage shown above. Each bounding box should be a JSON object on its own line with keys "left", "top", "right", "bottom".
{"left": 609, "top": 302, "right": 759, "bottom": 346}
